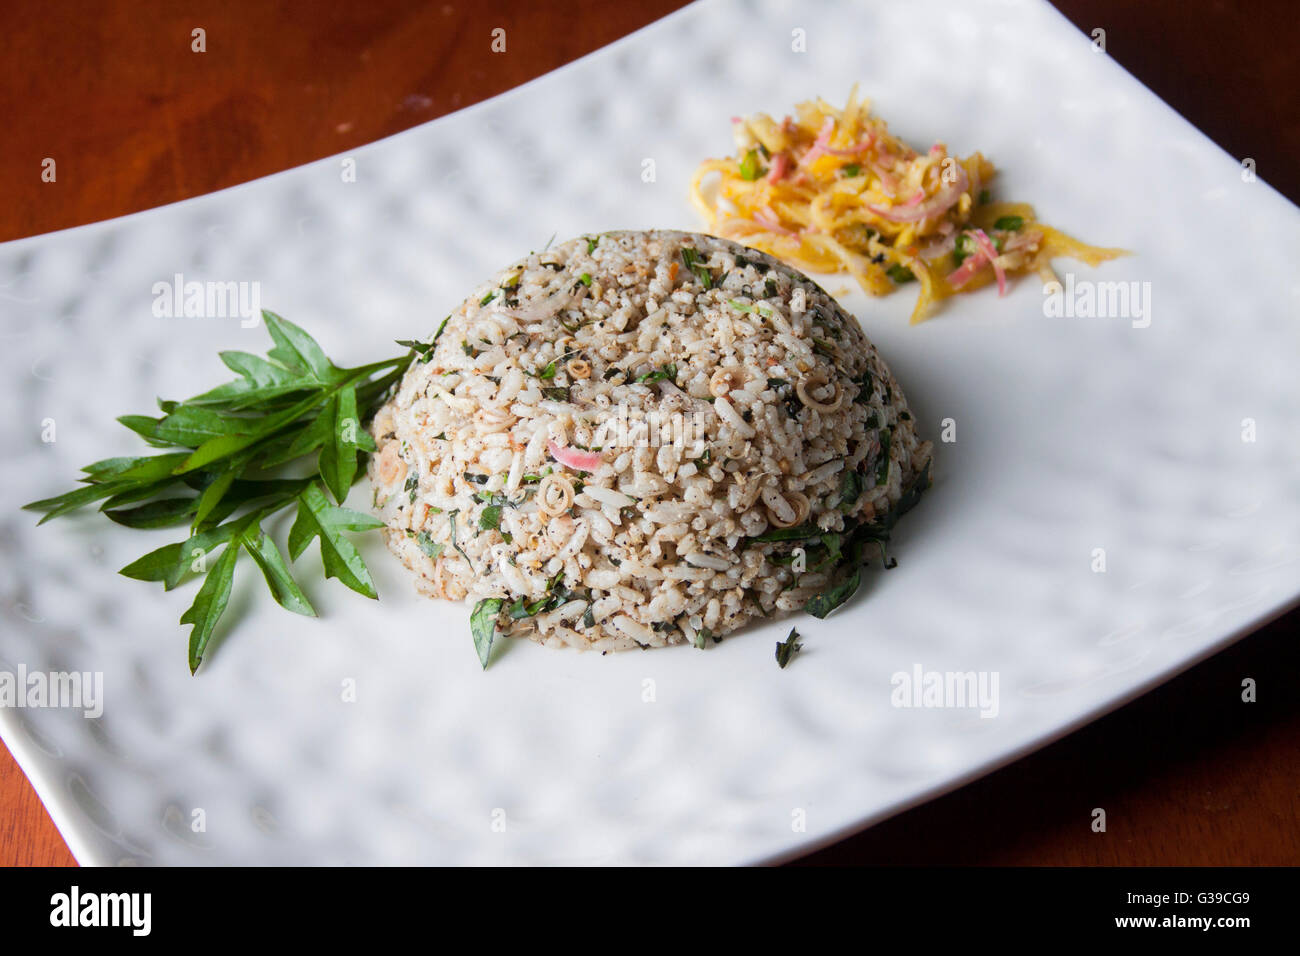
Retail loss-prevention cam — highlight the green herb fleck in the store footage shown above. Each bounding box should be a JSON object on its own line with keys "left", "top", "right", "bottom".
{"left": 729, "top": 299, "right": 773, "bottom": 317}
{"left": 875, "top": 430, "right": 892, "bottom": 486}
{"left": 636, "top": 363, "right": 677, "bottom": 385}
{"left": 776, "top": 628, "right": 803, "bottom": 668}
{"left": 805, "top": 568, "right": 861, "bottom": 619}
{"left": 680, "top": 247, "right": 714, "bottom": 289}
{"left": 837, "top": 469, "right": 864, "bottom": 513}
{"left": 447, "top": 509, "right": 472, "bottom": 565}
{"left": 953, "top": 233, "right": 976, "bottom": 267}
{"left": 415, "top": 531, "right": 444, "bottom": 559}
{"left": 479, "top": 505, "right": 503, "bottom": 531}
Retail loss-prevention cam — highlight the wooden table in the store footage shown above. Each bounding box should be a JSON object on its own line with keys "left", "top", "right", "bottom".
{"left": 3, "top": 0, "right": 1297, "bottom": 867}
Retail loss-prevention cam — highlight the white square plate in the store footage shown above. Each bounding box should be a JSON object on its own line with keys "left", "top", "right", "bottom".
{"left": 2, "top": 0, "right": 1298, "bottom": 865}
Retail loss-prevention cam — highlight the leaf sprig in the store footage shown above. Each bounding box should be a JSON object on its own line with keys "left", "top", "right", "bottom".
{"left": 23, "top": 311, "right": 415, "bottom": 673}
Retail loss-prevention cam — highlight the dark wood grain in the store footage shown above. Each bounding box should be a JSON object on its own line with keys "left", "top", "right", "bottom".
{"left": 1, "top": 0, "right": 1296, "bottom": 867}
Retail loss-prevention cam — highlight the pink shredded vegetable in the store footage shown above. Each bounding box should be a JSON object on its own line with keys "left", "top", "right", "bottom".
{"left": 968, "top": 228, "right": 1007, "bottom": 296}
{"left": 753, "top": 207, "right": 797, "bottom": 235}
{"left": 767, "top": 152, "right": 790, "bottom": 182}
{"left": 547, "top": 440, "right": 603, "bottom": 472}
{"left": 945, "top": 252, "right": 984, "bottom": 288}
{"left": 866, "top": 165, "right": 969, "bottom": 224}
{"left": 800, "top": 117, "right": 873, "bottom": 168}
{"left": 945, "top": 228, "right": 1007, "bottom": 295}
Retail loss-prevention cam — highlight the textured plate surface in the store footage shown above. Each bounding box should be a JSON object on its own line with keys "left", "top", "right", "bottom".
{"left": 2, "top": 0, "right": 1298, "bottom": 865}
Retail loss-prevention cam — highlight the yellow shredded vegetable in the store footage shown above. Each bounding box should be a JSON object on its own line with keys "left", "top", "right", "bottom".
{"left": 691, "top": 87, "right": 1128, "bottom": 323}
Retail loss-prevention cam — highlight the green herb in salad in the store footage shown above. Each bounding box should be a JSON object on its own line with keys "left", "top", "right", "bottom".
{"left": 886, "top": 263, "right": 916, "bottom": 284}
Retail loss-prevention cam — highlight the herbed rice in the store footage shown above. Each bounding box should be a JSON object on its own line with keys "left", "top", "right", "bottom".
{"left": 368, "top": 230, "right": 932, "bottom": 652}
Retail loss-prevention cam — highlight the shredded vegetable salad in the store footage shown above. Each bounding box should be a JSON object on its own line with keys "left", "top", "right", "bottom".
{"left": 691, "top": 87, "right": 1127, "bottom": 323}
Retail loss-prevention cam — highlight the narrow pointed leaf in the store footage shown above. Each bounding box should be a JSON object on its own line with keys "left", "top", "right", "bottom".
{"left": 319, "top": 386, "right": 360, "bottom": 504}
{"left": 263, "top": 311, "right": 336, "bottom": 382}
{"left": 24, "top": 481, "right": 129, "bottom": 523}
{"left": 240, "top": 527, "right": 315, "bottom": 617}
{"left": 104, "top": 497, "right": 197, "bottom": 529}
{"left": 119, "top": 521, "right": 242, "bottom": 590}
{"left": 101, "top": 478, "right": 185, "bottom": 509}
{"left": 175, "top": 386, "right": 334, "bottom": 473}
{"left": 81, "top": 456, "right": 161, "bottom": 479}
{"left": 117, "top": 415, "right": 175, "bottom": 447}
{"left": 183, "top": 541, "right": 240, "bottom": 673}
{"left": 111, "top": 453, "right": 192, "bottom": 482}
{"left": 268, "top": 404, "right": 332, "bottom": 467}
{"left": 154, "top": 405, "right": 245, "bottom": 447}
{"left": 219, "top": 350, "right": 295, "bottom": 384}
{"left": 193, "top": 465, "right": 240, "bottom": 530}
{"left": 471, "top": 598, "right": 504, "bottom": 669}
{"left": 287, "top": 482, "right": 379, "bottom": 598}
{"left": 186, "top": 350, "right": 308, "bottom": 408}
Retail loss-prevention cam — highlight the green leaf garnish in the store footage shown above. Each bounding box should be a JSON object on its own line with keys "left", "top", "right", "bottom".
{"left": 104, "top": 496, "right": 198, "bottom": 529}
{"left": 288, "top": 481, "right": 384, "bottom": 600}
{"left": 317, "top": 385, "right": 361, "bottom": 505}
{"left": 994, "top": 215, "right": 1024, "bottom": 231}
{"left": 181, "top": 527, "right": 242, "bottom": 674}
{"left": 241, "top": 525, "right": 316, "bottom": 618}
{"left": 739, "top": 149, "right": 761, "bottom": 181}
{"left": 471, "top": 598, "right": 504, "bottom": 669}
{"left": 119, "top": 520, "right": 245, "bottom": 591}
{"left": 24, "top": 309, "right": 411, "bottom": 671}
